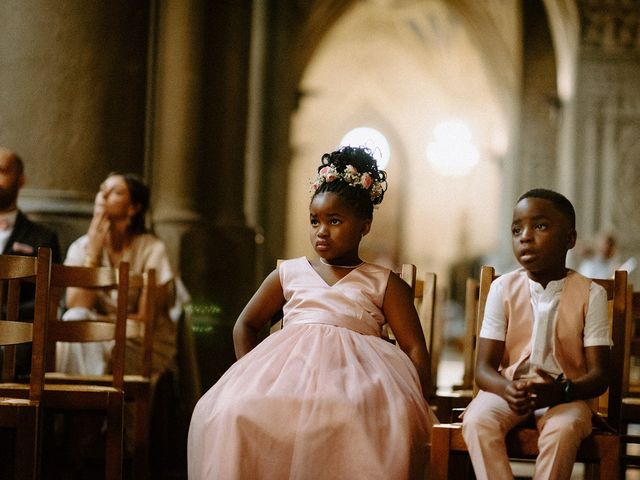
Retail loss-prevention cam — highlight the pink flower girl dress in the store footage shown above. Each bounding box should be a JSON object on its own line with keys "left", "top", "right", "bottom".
{"left": 187, "top": 257, "right": 436, "bottom": 479}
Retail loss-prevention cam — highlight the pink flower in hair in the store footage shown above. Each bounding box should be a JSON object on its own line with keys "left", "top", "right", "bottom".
{"left": 360, "top": 173, "right": 373, "bottom": 189}
{"left": 319, "top": 166, "right": 331, "bottom": 176}
{"left": 325, "top": 173, "right": 337, "bottom": 182}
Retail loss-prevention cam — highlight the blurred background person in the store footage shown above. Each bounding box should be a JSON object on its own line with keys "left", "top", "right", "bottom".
{"left": 0, "top": 146, "right": 61, "bottom": 379}
{"left": 57, "top": 172, "right": 177, "bottom": 378}
{"left": 577, "top": 232, "right": 621, "bottom": 279}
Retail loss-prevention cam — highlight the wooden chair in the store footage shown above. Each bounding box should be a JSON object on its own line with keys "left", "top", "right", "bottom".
{"left": 621, "top": 288, "right": 640, "bottom": 473}
{"left": 380, "top": 264, "right": 417, "bottom": 343}
{"left": 430, "top": 266, "right": 628, "bottom": 479}
{"left": 0, "top": 262, "right": 129, "bottom": 479}
{"left": 456, "top": 277, "right": 480, "bottom": 393}
{"left": 414, "top": 272, "right": 437, "bottom": 396}
{"left": 44, "top": 269, "right": 158, "bottom": 479}
{"left": 0, "top": 248, "right": 51, "bottom": 480}
{"left": 428, "top": 276, "right": 478, "bottom": 422}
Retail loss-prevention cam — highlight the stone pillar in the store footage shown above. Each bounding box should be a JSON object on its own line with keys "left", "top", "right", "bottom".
{"left": 516, "top": 0, "right": 560, "bottom": 194}
{"left": 149, "top": 0, "right": 255, "bottom": 389}
{"left": 0, "top": 1, "right": 150, "bottom": 252}
{"left": 148, "top": 0, "right": 206, "bottom": 274}
{"left": 573, "top": 0, "right": 640, "bottom": 286}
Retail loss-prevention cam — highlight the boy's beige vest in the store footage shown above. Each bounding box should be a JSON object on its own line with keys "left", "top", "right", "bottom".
{"left": 500, "top": 268, "right": 592, "bottom": 381}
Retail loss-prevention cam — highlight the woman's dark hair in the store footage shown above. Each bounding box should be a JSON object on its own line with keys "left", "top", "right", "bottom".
{"left": 312, "top": 146, "right": 387, "bottom": 219}
{"left": 108, "top": 172, "right": 150, "bottom": 234}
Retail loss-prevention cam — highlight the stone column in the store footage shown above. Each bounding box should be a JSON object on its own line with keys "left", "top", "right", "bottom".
{"left": 148, "top": 0, "right": 205, "bottom": 265}
{"left": 148, "top": 0, "right": 256, "bottom": 389}
{"left": 573, "top": 0, "right": 640, "bottom": 286}
{"left": 0, "top": 1, "right": 150, "bottom": 252}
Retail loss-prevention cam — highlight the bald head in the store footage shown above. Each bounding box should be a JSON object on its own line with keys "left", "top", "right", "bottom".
{"left": 0, "top": 148, "right": 23, "bottom": 174}
{"left": 0, "top": 147, "right": 25, "bottom": 211}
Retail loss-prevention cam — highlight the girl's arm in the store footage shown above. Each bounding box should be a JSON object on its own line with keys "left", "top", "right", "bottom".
{"left": 233, "top": 268, "right": 286, "bottom": 359}
{"left": 383, "top": 272, "right": 431, "bottom": 400}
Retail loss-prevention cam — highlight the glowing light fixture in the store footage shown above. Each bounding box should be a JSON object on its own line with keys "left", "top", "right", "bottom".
{"left": 426, "top": 121, "right": 479, "bottom": 176}
{"left": 339, "top": 127, "right": 390, "bottom": 169}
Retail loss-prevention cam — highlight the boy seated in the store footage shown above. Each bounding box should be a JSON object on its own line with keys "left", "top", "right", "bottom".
{"left": 462, "top": 188, "right": 610, "bottom": 480}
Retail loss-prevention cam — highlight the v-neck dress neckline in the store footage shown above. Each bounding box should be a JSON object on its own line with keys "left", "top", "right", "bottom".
{"left": 304, "top": 256, "right": 364, "bottom": 288}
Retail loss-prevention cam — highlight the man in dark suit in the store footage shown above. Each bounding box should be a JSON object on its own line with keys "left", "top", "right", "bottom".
{"left": 0, "top": 146, "right": 61, "bottom": 378}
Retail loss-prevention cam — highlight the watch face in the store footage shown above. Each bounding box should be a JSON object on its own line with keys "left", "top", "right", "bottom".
{"left": 563, "top": 380, "right": 574, "bottom": 402}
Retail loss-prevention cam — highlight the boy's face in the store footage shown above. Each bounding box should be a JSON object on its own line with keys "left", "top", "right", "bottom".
{"left": 511, "top": 197, "right": 576, "bottom": 284}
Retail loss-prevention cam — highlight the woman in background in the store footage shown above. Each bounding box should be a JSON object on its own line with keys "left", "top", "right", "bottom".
{"left": 58, "top": 172, "right": 176, "bottom": 377}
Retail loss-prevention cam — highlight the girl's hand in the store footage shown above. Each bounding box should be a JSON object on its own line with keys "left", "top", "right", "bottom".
{"left": 503, "top": 380, "right": 535, "bottom": 415}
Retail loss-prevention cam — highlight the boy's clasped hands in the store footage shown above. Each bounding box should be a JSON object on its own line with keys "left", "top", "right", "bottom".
{"left": 504, "top": 368, "right": 564, "bottom": 414}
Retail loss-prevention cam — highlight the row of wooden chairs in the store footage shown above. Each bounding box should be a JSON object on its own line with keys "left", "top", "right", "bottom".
{"left": 0, "top": 247, "right": 157, "bottom": 479}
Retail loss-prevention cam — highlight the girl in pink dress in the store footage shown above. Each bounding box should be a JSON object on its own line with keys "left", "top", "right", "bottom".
{"left": 188, "top": 146, "right": 436, "bottom": 479}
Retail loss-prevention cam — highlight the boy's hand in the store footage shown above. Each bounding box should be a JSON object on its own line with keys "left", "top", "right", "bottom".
{"left": 503, "top": 380, "right": 535, "bottom": 415}
{"left": 524, "top": 368, "right": 564, "bottom": 408}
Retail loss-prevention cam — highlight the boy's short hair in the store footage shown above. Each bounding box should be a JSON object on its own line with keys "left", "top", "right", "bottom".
{"left": 517, "top": 188, "right": 576, "bottom": 229}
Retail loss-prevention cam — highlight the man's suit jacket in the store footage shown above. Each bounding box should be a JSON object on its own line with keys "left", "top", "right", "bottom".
{"left": 3, "top": 210, "right": 61, "bottom": 262}
{"left": 2, "top": 210, "right": 61, "bottom": 379}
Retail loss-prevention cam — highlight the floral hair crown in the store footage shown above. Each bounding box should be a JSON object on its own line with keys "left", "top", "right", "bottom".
{"left": 310, "top": 163, "right": 386, "bottom": 204}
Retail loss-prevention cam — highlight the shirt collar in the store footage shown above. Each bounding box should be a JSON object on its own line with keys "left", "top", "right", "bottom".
{"left": 528, "top": 275, "right": 566, "bottom": 295}
{"left": 0, "top": 210, "right": 18, "bottom": 230}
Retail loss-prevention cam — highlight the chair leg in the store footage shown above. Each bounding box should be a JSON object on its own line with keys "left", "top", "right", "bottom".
{"left": 133, "top": 396, "right": 150, "bottom": 480}
{"left": 583, "top": 436, "right": 621, "bottom": 480}
{"left": 105, "top": 394, "right": 124, "bottom": 480}
{"left": 596, "top": 437, "right": 621, "bottom": 480}
{"left": 15, "top": 406, "right": 39, "bottom": 480}
{"left": 430, "top": 426, "right": 452, "bottom": 479}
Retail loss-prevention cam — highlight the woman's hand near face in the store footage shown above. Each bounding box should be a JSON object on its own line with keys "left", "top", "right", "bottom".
{"left": 85, "top": 191, "right": 110, "bottom": 265}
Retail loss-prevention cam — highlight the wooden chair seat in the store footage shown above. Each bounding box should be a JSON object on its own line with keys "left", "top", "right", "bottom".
{"left": 430, "top": 267, "right": 628, "bottom": 479}
{"left": 0, "top": 382, "right": 123, "bottom": 409}
{"left": 432, "top": 423, "right": 621, "bottom": 478}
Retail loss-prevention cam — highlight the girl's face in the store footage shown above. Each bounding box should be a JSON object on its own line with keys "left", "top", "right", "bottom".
{"left": 309, "top": 192, "right": 371, "bottom": 264}
{"left": 511, "top": 197, "right": 576, "bottom": 285}
{"left": 95, "top": 175, "right": 138, "bottom": 221}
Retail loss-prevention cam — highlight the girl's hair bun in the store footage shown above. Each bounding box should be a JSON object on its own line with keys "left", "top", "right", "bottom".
{"left": 310, "top": 146, "right": 387, "bottom": 219}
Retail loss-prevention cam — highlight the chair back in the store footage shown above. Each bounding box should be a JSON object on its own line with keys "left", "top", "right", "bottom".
{"left": 628, "top": 290, "right": 640, "bottom": 394}
{"left": 460, "top": 277, "right": 480, "bottom": 390}
{"left": 382, "top": 263, "right": 417, "bottom": 342}
{"left": 472, "top": 266, "right": 498, "bottom": 396}
{"left": 0, "top": 248, "right": 51, "bottom": 400}
{"left": 594, "top": 270, "right": 628, "bottom": 432}
{"left": 400, "top": 263, "right": 417, "bottom": 295}
{"left": 474, "top": 266, "right": 628, "bottom": 431}
{"left": 126, "top": 269, "right": 157, "bottom": 378}
{"left": 414, "top": 271, "right": 438, "bottom": 395}
{"left": 46, "top": 262, "right": 129, "bottom": 391}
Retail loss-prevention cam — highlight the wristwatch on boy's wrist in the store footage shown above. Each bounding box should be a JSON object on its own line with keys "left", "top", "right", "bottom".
{"left": 562, "top": 379, "right": 575, "bottom": 402}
